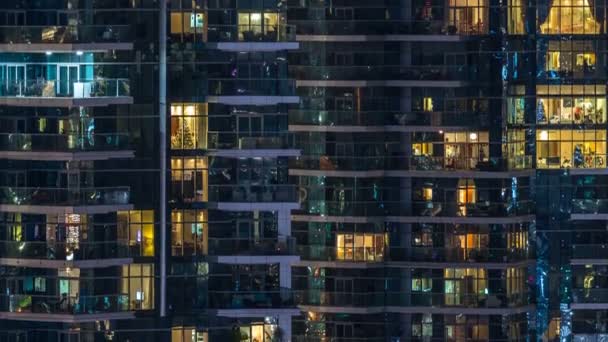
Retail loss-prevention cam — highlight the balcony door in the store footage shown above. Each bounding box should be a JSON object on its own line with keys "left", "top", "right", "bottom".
{"left": 57, "top": 64, "right": 79, "bottom": 96}
{"left": 334, "top": 277, "right": 353, "bottom": 306}
{"left": 57, "top": 10, "right": 79, "bottom": 26}
{"left": 0, "top": 64, "right": 26, "bottom": 95}
{"left": 237, "top": 113, "right": 263, "bottom": 141}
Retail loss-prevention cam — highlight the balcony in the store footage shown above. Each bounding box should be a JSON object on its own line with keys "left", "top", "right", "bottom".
{"left": 293, "top": 291, "right": 528, "bottom": 310}
{"left": 0, "top": 25, "right": 133, "bottom": 51}
{"left": 209, "top": 290, "right": 294, "bottom": 310}
{"left": 208, "top": 79, "right": 295, "bottom": 97}
{"left": 0, "top": 294, "right": 131, "bottom": 322}
{"left": 208, "top": 237, "right": 296, "bottom": 256}
{"left": 572, "top": 244, "right": 608, "bottom": 259}
{"left": 299, "top": 200, "right": 533, "bottom": 218}
{"left": 0, "top": 133, "right": 133, "bottom": 160}
{"left": 208, "top": 185, "right": 297, "bottom": 203}
{"left": 0, "top": 240, "right": 133, "bottom": 268}
{"left": 0, "top": 186, "right": 131, "bottom": 214}
{"left": 0, "top": 78, "right": 132, "bottom": 107}
{"left": 412, "top": 201, "right": 534, "bottom": 218}
{"left": 290, "top": 156, "right": 534, "bottom": 173}
{"left": 572, "top": 199, "right": 608, "bottom": 215}
{"left": 290, "top": 20, "right": 488, "bottom": 37}
{"left": 289, "top": 110, "right": 489, "bottom": 128}
{"left": 207, "top": 24, "right": 296, "bottom": 42}
{"left": 291, "top": 65, "right": 478, "bottom": 84}
{"left": 572, "top": 289, "right": 608, "bottom": 306}
{"left": 207, "top": 132, "right": 295, "bottom": 151}
{"left": 296, "top": 245, "right": 530, "bottom": 264}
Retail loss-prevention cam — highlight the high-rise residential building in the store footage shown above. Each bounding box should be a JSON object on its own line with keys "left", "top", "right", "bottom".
{"left": 0, "top": 0, "right": 606, "bottom": 341}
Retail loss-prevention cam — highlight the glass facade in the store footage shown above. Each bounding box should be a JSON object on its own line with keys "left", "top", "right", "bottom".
{"left": 0, "top": 0, "right": 606, "bottom": 341}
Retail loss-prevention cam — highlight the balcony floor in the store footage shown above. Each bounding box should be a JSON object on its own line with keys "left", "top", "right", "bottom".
{"left": 0, "top": 96, "right": 133, "bottom": 108}
{"left": 0, "top": 311, "right": 135, "bottom": 323}
{"left": 0, "top": 42, "right": 133, "bottom": 53}
{"left": 0, "top": 150, "right": 135, "bottom": 161}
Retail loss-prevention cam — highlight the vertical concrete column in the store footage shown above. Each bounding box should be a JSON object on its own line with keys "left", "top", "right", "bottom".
{"left": 278, "top": 314, "right": 292, "bottom": 342}
{"left": 278, "top": 209, "right": 291, "bottom": 242}
{"left": 279, "top": 261, "right": 292, "bottom": 289}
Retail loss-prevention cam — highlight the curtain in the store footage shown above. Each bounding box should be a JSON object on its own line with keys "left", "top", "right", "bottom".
{"left": 537, "top": 0, "right": 556, "bottom": 30}
{"left": 587, "top": 0, "right": 604, "bottom": 33}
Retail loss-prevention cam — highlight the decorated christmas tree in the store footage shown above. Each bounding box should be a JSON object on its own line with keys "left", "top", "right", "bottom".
{"left": 172, "top": 124, "right": 195, "bottom": 149}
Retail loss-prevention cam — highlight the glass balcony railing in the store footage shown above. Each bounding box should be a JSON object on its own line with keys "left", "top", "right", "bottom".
{"left": 289, "top": 20, "right": 488, "bottom": 36}
{"left": 572, "top": 199, "right": 608, "bottom": 214}
{"left": 0, "top": 79, "right": 130, "bottom": 98}
{"left": 290, "top": 156, "right": 534, "bottom": 172}
{"left": 412, "top": 201, "right": 534, "bottom": 217}
{"left": 296, "top": 245, "right": 530, "bottom": 263}
{"left": 0, "top": 25, "right": 133, "bottom": 45}
{"left": 0, "top": 133, "right": 130, "bottom": 152}
{"left": 300, "top": 200, "right": 533, "bottom": 217}
{"left": 208, "top": 79, "right": 295, "bottom": 96}
{"left": 293, "top": 291, "right": 528, "bottom": 309}
{"left": 0, "top": 187, "right": 130, "bottom": 207}
{"left": 207, "top": 237, "right": 296, "bottom": 256}
{"left": 207, "top": 132, "right": 294, "bottom": 150}
{"left": 208, "top": 289, "right": 294, "bottom": 309}
{"left": 572, "top": 289, "right": 608, "bottom": 304}
{"left": 208, "top": 185, "right": 297, "bottom": 203}
{"left": 1, "top": 294, "right": 130, "bottom": 315}
{"left": 291, "top": 65, "right": 478, "bottom": 82}
{"left": 0, "top": 240, "right": 133, "bottom": 261}
{"left": 572, "top": 244, "right": 608, "bottom": 259}
{"left": 289, "top": 110, "right": 489, "bottom": 127}
{"left": 207, "top": 24, "right": 296, "bottom": 42}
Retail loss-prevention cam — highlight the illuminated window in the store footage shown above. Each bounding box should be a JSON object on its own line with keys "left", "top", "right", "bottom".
{"left": 454, "top": 232, "right": 488, "bottom": 260}
{"left": 237, "top": 322, "right": 278, "bottom": 342}
{"left": 171, "top": 209, "right": 207, "bottom": 256}
{"left": 238, "top": 12, "right": 280, "bottom": 41}
{"left": 422, "top": 186, "right": 433, "bottom": 201}
{"left": 446, "top": 316, "right": 489, "bottom": 341}
{"left": 448, "top": 0, "right": 489, "bottom": 35}
{"left": 4, "top": 213, "right": 22, "bottom": 241}
{"left": 508, "top": 0, "right": 526, "bottom": 34}
{"left": 170, "top": 11, "right": 206, "bottom": 42}
{"left": 507, "top": 228, "right": 528, "bottom": 249}
{"left": 412, "top": 314, "right": 433, "bottom": 338}
{"left": 412, "top": 226, "right": 433, "bottom": 247}
{"left": 412, "top": 142, "right": 433, "bottom": 156}
{"left": 545, "top": 41, "right": 597, "bottom": 75}
{"left": 423, "top": 97, "right": 434, "bottom": 111}
{"left": 457, "top": 179, "right": 476, "bottom": 216}
{"left": 121, "top": 264, "right": 154, "bottom": 310}
{"left": 507, "top": 97, "right": 525, "bottom": 124}
{"left": 506, "top": 267, "right": 525, "bottom": 298}
{"left": 536, "top": 85, "right": 605, "bottom": 125}
{"left": 444, "top": 131, "right": 489, "bottom": 169}
{"left": 444, "top": 268, "right": 487, "bottom": 306}
{"left": 539, "top": 0, "right": 601, "bottom": 34}
{"left": 118, "top": 210, "right": 155, "bottom": 257}
{"left": 536, "top": 129, "right": 606, "bottom": 169}
{"left": 412, "top": 278, "right": 432, "bottom": 292}
{"left": 170, "top": 156, "right": 208, "bottom": 202}
{"left": 170, "top": 103, "right": 208, "bottom": 150}
{"left": 171, "top": 327, "right": 207, "bottom": 342}
{"left": 336, "top": 233, "right": 386, "bottom": 262}
{"left": 504, "top": 129, "right": 529, "bottom": 170}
